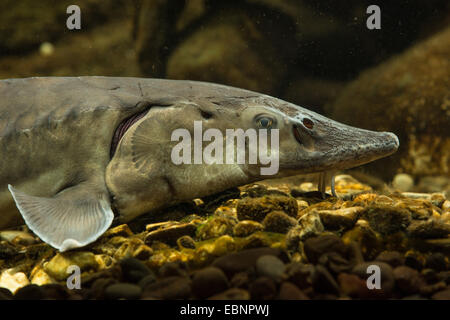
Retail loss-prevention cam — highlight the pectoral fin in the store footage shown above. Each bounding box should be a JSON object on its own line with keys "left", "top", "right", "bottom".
{"left": 8, "top": 183, "right": 114, "bottom": 252}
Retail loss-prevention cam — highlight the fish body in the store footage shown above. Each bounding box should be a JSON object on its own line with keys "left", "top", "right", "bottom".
{"left": 0, "top": 77, "right": 399, "bottom": 251}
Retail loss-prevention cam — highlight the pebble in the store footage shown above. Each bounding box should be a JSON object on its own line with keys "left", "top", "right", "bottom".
{"left": 431, "top": 288, "right": 450, "bottom": 300}
{"left": 285, "top": 211, "right": 324, "bottom": 250}
{"left": 341, "top": 220, "right": 381, "bottom": 261}
{"left": 144, "top": 222, "right": 197, "bottom": 245}
{"left": 236, "top": 195, "right": 298, "bottom": 222}
{"left": 13, "top": 284, "right": 45, "bottom": 300}
{"left": 262, "top": 211, "right": 297, "bottom": 233}
{"left": 120, "top": 258, "right": 152, "bottom": 283}
{"left": 363, "top": 204, "right": 412, "bottom": 234}
{"left": 255, "top": 255, "right": 286, "bottom": 282}
{"left": 249, "top": 276, "right": 277, "bottom": 300}
{"left": 352, "top": 262, "right": 395, "bottom": 297}
{"left": 40, "top": 284, "right": 70, "bottom": 300}
{"left": 375, "top": 251, "right": 405, "bottom": 267}
{"left": 404, "top": 251, "right": 425, "bottom": 270}
{"left": 277, "top": 281, "right": 309, "bottom": 300}
{"left": 208, "top": 288, "right": 250, "bottom": 300}
{"left": 0, "top": 287, "right": 13, "bottom": 300}
{"left": 197, "top": 217, "right": 236, "bottom": 240}
{"left": 192, "top": 267, "right": 229, "bottom": 299}
{"left": 230, "top": 272, "right": 250, "bottom": 289}
{"left": 87, "top": 277, "right": 117, "bottom": 299}
{"left": 312, "top": 265, "right": 340, "bottom": 295}
{"left": 177, "top": 235, "right": 196, "bottom": 249}
{"left": 393, "top": 266, "right": 425, "bottom": 295}
{"left": 104, "top": 283, "right": 142, "bottom": 300}
{"left": 102, "top": 224, "right": 134, "bottom": 238}
{"left": 337, "top": 273, "right": 371, "bottom": 298}
{"left": 318, "top": 252, "right": 353, "bottom": 275}
{"left": 44, "top": 251, "right": 98, "bottom": 281}
{"left": 138, "top": 274, "right": 157, "bottom": 289}
{"left": 30, "top": 266, "right": 56, "bottom": 286}
{"left": 0, "top": 230, "right": 37, "bottom": 246}
{"left": 303, "top": 235, "right": 348, "bottom": 264}
{"left": 212, "top": 247, "right": 285, "bottom": 277}
{"left": 317, "top": 207, "right": 363, "bottom": 230}
{"left": 406, "top": 219, "right": 450, "bottom": 238}
{"left": 0, "top": 268, "right": 30, "bottom": 294}
{"left": 233, "top": 220, "right": 264, "bottom": 237}
{"left": 0, "top": 240, "right": 19, "bottom": 259}
{"left": 393, "top": 173, "right": 414, "bottom": 192}
{"left": 142, "top": 276, "right": 191, "bottom": 299}
{"left": 159, "top": 261, "right": 188, "bottom": 278}
{"left": 425, "top": 253, "right": 448, "bottom": 272}
{"left": 284, "top": 263, "right": 314, "bottom": 289}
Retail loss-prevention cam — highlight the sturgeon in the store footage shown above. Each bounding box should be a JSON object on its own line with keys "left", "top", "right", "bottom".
{"left": 0, "top": 77, "right": 399, "bottom": 251}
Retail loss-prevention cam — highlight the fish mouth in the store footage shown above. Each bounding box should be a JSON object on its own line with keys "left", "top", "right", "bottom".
{"left": 293, "top": 124, "right": 303, "bottom": 145}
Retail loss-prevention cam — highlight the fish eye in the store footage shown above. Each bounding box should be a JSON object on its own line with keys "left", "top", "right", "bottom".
{"left": 256, "top": 116, "right": 275, "bottom": 129}
{"left": 303, "top": 118, "right": 314, "bottom": 129}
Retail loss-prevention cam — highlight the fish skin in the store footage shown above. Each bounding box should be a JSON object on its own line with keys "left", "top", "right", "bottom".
{"left": 0, "top": 77, "right": 399, "bottom": 249}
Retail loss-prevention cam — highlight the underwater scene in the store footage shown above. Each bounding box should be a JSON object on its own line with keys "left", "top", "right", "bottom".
{"left": 0, "top": 0, "right": 449, "bottom": 304}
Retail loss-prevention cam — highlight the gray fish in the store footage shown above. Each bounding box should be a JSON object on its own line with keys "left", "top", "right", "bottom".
{"left": 0, "top": 77, "right": 399, "bottom": 251}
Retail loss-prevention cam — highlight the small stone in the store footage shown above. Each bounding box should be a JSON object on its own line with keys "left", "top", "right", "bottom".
{"left": 133, "top": 244, "right": 153, "bottom": 260}
{"left": 87, "top": 278, "right": 117, "bottom": 299}
{"left": 285, "top": 211, "right": 324, "bottom": 250}
{"left": 425, "top": 253, "right": 448, "bottom": 272}
{"left": 0, "top": 268, "right": 30, "bottom": 294}
{"left": 318, "top": 207, "right": 363, "bottom": 230}
{"left": 407, "top": 219, "right": 450, "bottom": 238}
{"left": 120, "top": 258, "right": 152, "bottom": 283}
{"left": 212, "top": 247, "right": 285, "bottom": 277}
{"left": 431, "top": 288, "right": 450, "bottom": 300}
{"left": 338, "top": 273, "right": 371, "bottom": 298}
{"left": 196, "top": 217, "right": 236, "bottom": 240}
{"left": 241, "top": 232, "right": 272, "bottom": 249}
{"left": 142, "top": 276, "right": 191, "bottom": 299}
{"left": 284, "top": 262, "right": 314, "bottom": 289}
{"left": 0, "top": 287, "right": 13, "bottom": 300}
{"left": 44, "top": 251, "right": 98, "bottom": 281}
{"left": 104, "top": 283, "right": 142, "bottom": 300}
{"left": 208, "top": 288, "right": 250, "bottom": 300}
{"left": 393, "top": 266, "right": 425, "bottom": 295}
{"left": 159, "top": 261, "right": 188, "bottom": 278}
{"left": 145, "top": 222, "right": 197, "bottom": 245}
{"left": 177, "top": 235, "right": 196, "bottom": 249}
{"left": 404, "top": 251, "right": 425, "bottom": 270}
{"left": 304, "top": 235, "right": 348, "bottom": 264}
{"left": 192, "top": 267, "right": 229, "bottom": 299}
{"left": 138, "top": 274, "right": 157, "bottom": 289}
{"left": 113, "top": 238, "right": 146, "bottom": 260}
{"left": 0, "top": 230, "right": 37, "bottom": 246}
{"left": 0, "top": 241, "right": 19, "bottom": 259}
{"left": 363, "top": 204, "right": 412, "bottom": 234}
{"left": 40, "top": 284, "right": 70, "bottom": 300}
{"left": 420, "top": 281, "right": 447, "bottom": 296}
{"left": 236, "top": 195, "right": 298, "bottom": 222}
{"left": 230, "top": 272, "right": 250, "bottom": 289}
{"left": 30, "top": 266, "right": 56, "bottom": 286}
{"left": 102, "top": 224, "right": 133, "bottom": 238}
{"left": 211, "top": 235, "right": 236, "bottom": 256}
{"left": 233, "top": 220, "right": 264, "bottom": 237}
{"left": 277, "top": 282, "right": 309, "bottom": 300}
{"left": 375, "top": 251, "right": 405, "bottom": 267}
{"left": 13, "top": 284, "right": 44, "bottom": 300}
{"left": 352, "top": 262, "right": 395, "bottom": 297}
{"left": 442, "top": 200, "right": 450, "bottom": 211}
{"left": 249, "top": 276, "right": 277, "bottom": 300}
{"left": 256, "top": 255, "right": 286, "bottom": 282}
{"left": 437, "top": 271, "right": 450, "bottom": 284}
{"left": 318, "top": 252, "right": 353, "bottom": 275}
{"left": 262, "top": 211, "right": 297, "bottom": 233}
{"left": 312, "top": 265, "right": 339, "bottom": 295}
{"left": 393, "top": 173, "right": 414, "bottom": 192}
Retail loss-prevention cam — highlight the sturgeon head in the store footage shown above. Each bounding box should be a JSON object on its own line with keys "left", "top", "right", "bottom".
{"left": 107, "top": 83, "right": 399, "bottom": 222}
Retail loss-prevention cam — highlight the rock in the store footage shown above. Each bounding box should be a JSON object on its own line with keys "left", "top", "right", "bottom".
{"left": 284, "top": 262, "right": 314, "bottom": 289}
{"left": 196, "top": 217, "right": 236, "bottom": 240}
{"left": 285, "top": 211, "right": 324, "bottom": 250}
{"left": 120, "top": 258, "right": 152, "bottom": 283}
{"left": 233, "top": 220, "right": 264, "bottom": 237}
{"left": 212, "top": 247, "right": 285, "bottom": 277}
{"left": 0, "top": 287, "right": 13, "bottom": 300}
{"left": 40, "top": 284, "right": 70, "bottom": 300}
{"left": 145, "top": 222, "right": 197, "bottom": 245}
{"left": 431, "top": 288, "right": 450, "bottom": 300}
{"left": 192, "top": 267, "right": 229, "bottom": 299}
{"left": 138, "top": 274, "right": 157, "bottom": 289}
{"left": 0, "top": 230, "right": 37, "bottom": 246}
{"left": 303, "top": 235, "right": 348, "bottom": 264}
{"left": 249, "top": 276, "right": 277, "bottom": 300}
{"left": 338, "top": 273, "right": 371, "bottom": 298}
{"left": 30, "top": 266, "right": 56, "bottom": 286}
{"left": 236, "top": 195, "right": 298, "bottom": 222}
{"left": 159, "top": 261, "right": 188, "bottom": 278}
{"left": 277, "top": 281, "right": 309, "bottom": 300}
{"left": 13, "top": 284, "right": 44, "bottom": 300}
{"left": 142, "top": 276, "right": 191, "bottom": 299}
{"left": 317, "top": 207, "right": 363, "bottom": 230}
{"left": 404, "top": 251, "right": 425, "bottom": 270}
{"left": 363, "top": 204, "right": 412, "bottom": 234}
{"left": 393, "top": 173, "right": 415, "bottom": 192}
{"left": 104, "top": 283, "right": 142, "bottom": 300}
{"left": 87, "top": 277, "right": 118, "bottom": 299}
{"left": 255, "top": 255, "right": 286, "bottom": 282}
{"left": 331, "top": 26, "right": 450, "bottom": 178}
{"left": 113, "top": 238, "right": 147, "bottom": 260}
{"left": 341, "top": 221, "right": 381, "bottom": 261}
{"left": 262, "top": 211, "right": 297, "bottom": 233}
{"left": 44, "top": 251, "right": 99, "bottom": 281}
{"left": 177, "top": 235, "right": 196, "bottom": 249}
{"left": 240, "top": 232, "right": 273, "bottom": 249}
{"left": 312, "top": 265, "right": 340, "bottom": 295}
{"left": 0, "top": 240, "right": 19, "bottom": 259}
{"left": 230, "top": 272, "right": 250, "bottom": 289}
{"left": 318, "top": 252, "right": 353, "bottom": 275}
{"left": 375, "top": 251, "right": 405, "bottom": 268}
{"left": 420, "top": 281, "right": 447, "bottom": 296}
{"left": 132, "top": 244, "right": 153, "bottom": 260}
{"left": 0, "top": 268, "right": 29, "bottom": 294}
{"left": 208, "top": 288, "right": 250, "bottom": 300}
{"left": 393, "top": 266, "right": 425, "bottom": 295}
{"left": 437, "top": 271, "right": 450, "bottom": 284}
{"left": 407, "top": 219, "right": 450, "bottom": 238}
{"left": 102, "top": 224, "right": 133, "bottom": 238}
{"left": 352, "top": 262, "right": 395, "bottom": 297}
{"left": 425, "top": 253, "right": 448, "bottom": 272}
{"left": 210, "top": 235, "right": 237, "bottom": 257}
